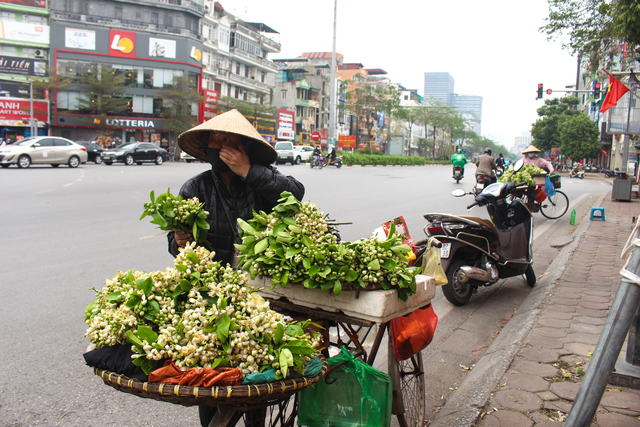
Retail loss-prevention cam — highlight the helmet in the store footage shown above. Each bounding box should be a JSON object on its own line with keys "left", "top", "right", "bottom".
{"left": 499, "top": 153, "right": 503, "bottom": 157}
{"left": 484, "top": 148, "right": 492, "bottom": 155}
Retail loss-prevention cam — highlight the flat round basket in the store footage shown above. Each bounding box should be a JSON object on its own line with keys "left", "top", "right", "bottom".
{"left": 94, "top": 358, "right": 328, "bottom": 410}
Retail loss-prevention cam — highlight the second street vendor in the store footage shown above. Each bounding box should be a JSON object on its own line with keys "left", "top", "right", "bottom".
{"left": 168, "top": 109, "right": 304, "bottom": 264}
{"left": 168, "top": 109, "right": 304, "bottom": 427}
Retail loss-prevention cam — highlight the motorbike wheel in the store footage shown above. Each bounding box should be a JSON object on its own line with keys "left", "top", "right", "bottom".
{"left": 580, "top": 174, "right": 584, "bottom": 179}
{"left": 525, "top": 265, "right": 536, "bottom": 287}
{"left": 336, "top": 162, "right": 342, "bottom": 169}
{"left": 319, "top": 161, "right": 324, "bottom": 169}
{"left": 442, "top": 257, "right": 474, "bottom": 306}
{"left": 456, "top": 177, "right": 461, "bottom": 183}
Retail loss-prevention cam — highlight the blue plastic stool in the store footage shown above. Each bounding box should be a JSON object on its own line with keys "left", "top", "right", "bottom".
{"left": 590, "top": 207, "right": 605, "bottom": 221}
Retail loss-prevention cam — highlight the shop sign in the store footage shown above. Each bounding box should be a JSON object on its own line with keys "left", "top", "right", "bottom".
{"left": 277, "top": 129, "right": 294, "bottom": 140}
{"left": 0, "top": 99, "right": 47, "bottom": 122}
{"left": 65, "top": 28, "right": 96, "bottom": 51}
{"left": 0, "top": 20, "right": 49, "bottom": 44}
{"left": 201, "top": 89, "right": 218, "bottom": 121}
{"left": 247, "top": 115, "right": 275, "bottom": 139}
{"left": 0, "top": 82, "right": 31, "bottom": 99}
{"left": 3, "top": 0, "right": 46, "bottom": 8}
{"left": 277, "top": 109, "right": 295, "bottom": 140}
{"left": 0, "top": 56, "right": 47, "bottom": 76}
{"left": 109, "top": 29, "right": 136, "bottom": 58}
{"left": 338, "top": 135, "right": 356, "bottom": 148}
{"left": 149, "top": 38, "right": 176, "bottom": 59}
{"left": 57, "top": 114, "right": 170, "bottom": 130}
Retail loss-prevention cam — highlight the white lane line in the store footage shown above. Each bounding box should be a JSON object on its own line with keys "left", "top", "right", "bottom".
{"left": 63, "top": 183, "right": 73, "bottom": 187}
{"left": 33, "top": 189, "right": 54, "bottom": 195}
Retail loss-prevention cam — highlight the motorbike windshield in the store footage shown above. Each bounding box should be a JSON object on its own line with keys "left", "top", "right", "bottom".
{"left": 482, "top": 182, "right": 505, "bottom": 196}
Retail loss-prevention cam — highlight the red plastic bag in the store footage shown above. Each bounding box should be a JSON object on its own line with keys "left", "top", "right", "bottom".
{"left": 534, "top": 187, "right": 547, "bottom": 203}
{"left": 390, "top": 304, "right": 438, "bottom": 361}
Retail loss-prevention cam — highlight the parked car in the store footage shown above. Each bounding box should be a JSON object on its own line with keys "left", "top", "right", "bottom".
{"left": 180, "top": 150, "right": 197, "bottom": 163}
{"left": 275, "top": 141, "right": 295, "bottom": 165}
{"left": 102, "top": 142, "right": 168, "bottom": 165}
{"left": 75, "top": 141, "right": 105, "bottom": 164}
{"left": 293, "top": 145, "right": 315, "bottom": 164}
{"left": 0, "top": 136, "right": 88, "bottom": 168}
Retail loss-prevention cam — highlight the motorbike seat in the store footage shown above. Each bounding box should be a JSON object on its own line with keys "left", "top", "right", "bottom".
{"left": 460, "top": 216, "right": 497, "bottom": 234}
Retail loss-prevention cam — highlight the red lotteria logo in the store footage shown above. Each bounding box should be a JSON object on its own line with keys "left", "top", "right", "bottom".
{"left": 109, "top": 30, "right": 136, "bottom": 57}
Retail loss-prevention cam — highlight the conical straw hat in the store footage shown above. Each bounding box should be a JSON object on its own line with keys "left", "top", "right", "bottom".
{"left": 522, "top": 144, "right": 542, "bottom": 155}
{"left": 178, "top": 109, "right": 277, "bottom": 165}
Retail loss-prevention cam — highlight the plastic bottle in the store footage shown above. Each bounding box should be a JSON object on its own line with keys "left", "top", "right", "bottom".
{"left": 570, "top": 209, "right": 576, "bottom": 225}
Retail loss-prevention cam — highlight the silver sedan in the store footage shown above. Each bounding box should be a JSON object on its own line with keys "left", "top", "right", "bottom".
{"left": 0, "top": 136, "right": 89, "bottom": 168}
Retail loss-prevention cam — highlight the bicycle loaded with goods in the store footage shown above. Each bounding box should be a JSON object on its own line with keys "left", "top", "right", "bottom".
{"left": 83, "top": 191, "right": 441, "bottom": 427}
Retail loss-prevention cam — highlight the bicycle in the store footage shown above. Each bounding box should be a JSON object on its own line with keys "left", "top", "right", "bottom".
{"left": 511, "top": 184, "right": 569, "bottom": 219}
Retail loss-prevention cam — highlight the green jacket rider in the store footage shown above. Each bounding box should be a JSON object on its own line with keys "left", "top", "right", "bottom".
{"left": 452, "top": 152, "right": 467, "bottom": 177}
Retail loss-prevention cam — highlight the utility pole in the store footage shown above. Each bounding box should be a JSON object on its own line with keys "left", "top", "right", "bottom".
{"left": 328, "top": 0, "right": 337, "bottom": 149}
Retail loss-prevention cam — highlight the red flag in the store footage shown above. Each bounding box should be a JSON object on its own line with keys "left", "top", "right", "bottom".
{"left": 600, "top": 70, "right": 630, "bottom": 113}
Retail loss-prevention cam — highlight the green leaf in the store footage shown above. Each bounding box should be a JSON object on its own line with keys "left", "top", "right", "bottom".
{"left": 344, "top": 269, "right": 358, "bottom": 282}
{"left": 333, "top": 281, "right": 342, "bottom": 296}
{"left": 309, "top": 266, "right": 321, "bottom": 276}
{"left": 302, "top": 235, "right": 313, "bottom": 247}
{"left": 368, "top": 259, "right": 380, "bottom": 270}
{"left": 281, "top": 345, "right": 318, "bottom": 355}
{"left": 163, "top": 203, "right": 175, "bottom": 218}
{"left": 126, "top": 330, "right": 144, "bottom": 347}
{"left": 150, "top": 190, "right": 155, "bottom": 203}
{"left": 186, "top": 252, "right": 199, "bottom": 264}
{"left": 280, "top": 349, "right": 291, "bottom": 377}
{"left": 107, "top": 292, "right": 124, "bottom": 302}
{"left": 380, "top": 258, "right": 398, "bottom": 270}
{"left": 303, "top": 278, "right": 318, "bottom": 288}
{"left": 136, "top": 277, "right": 153, "bottom": 296}
{"left": 320, "top": 282, "right": 334, "bottom": 292}
{"left": 131, "top": 354, "right": 146, "bottom": 365}
{"left": 274, "top": 323, "right": 284, "bottom": 344}
{"left": 137, "top": 325, "right": 158, "bottom": 343}
{"left": 283, "top": 217, "right": 297, "bottom": 226}
{"left": 288, "top": 225, "right": 303, "bottom": 234}
{"left": 302, "top": 258, "right": 311, "bottom": 269}
{"left": 140, "top": 359, "right": 158, "bottom": 375}
{"left": 254, "top": 239, "right": 269, "bottom": 255}
{"left": 125, "top": 293, "right": 141, "bottom": 308}
{"left": 216, "top": 314, "right": 231, "bottom": 342}
{"left": 285, "top": 324, "right": 305, "bottom": 337}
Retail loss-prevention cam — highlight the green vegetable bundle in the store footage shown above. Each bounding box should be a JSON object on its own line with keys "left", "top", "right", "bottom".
{"left": 235, "top": 192, "right": 419, "bottom": 301}
{"left": 140, "top": 189, "right": 210, "bottom": 243}
{"left": 499, "top": 164, "right": 546, "bottom": 187}
{"left": 85, "top": 242, "right": 320, "bottom": 378}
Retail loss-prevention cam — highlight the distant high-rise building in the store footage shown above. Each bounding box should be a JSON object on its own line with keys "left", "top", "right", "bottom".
{"left": 451, "top": 94, "right": 483, "bottom": 133}
{"left": 423, "top": 72, "right": 454, "bottom": 104}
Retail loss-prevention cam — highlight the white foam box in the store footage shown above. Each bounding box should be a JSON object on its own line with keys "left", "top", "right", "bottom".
{"left": 533, "top": 175, "right": 547, "bottom": 185}
{"left": 250, "top": 275, "right": 436, "bottom": 323}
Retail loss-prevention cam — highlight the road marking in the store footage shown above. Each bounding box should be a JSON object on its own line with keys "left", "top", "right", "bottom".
{"left": 33, "top": 189, "right": 54, "bottom": 195}
{"left": 63, "top": 183, "right": 73, "bottom": 187}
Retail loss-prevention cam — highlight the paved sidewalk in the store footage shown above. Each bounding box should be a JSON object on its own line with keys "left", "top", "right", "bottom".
{"left": 432, "top": 192, "right": 640, "bottom": 426}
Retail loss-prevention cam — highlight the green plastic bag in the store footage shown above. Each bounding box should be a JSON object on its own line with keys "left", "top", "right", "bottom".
{"left": 297, "top": 346, "right": 392, "bottom": 427}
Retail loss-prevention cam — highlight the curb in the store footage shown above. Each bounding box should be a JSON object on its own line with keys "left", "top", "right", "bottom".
{"left": 429, "top": 192, "right": 608, "bottom": 427}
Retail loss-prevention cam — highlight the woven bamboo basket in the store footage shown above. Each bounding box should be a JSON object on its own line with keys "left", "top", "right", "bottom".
{"left": 94, "top": 358, "right": 328, "bottom": 410}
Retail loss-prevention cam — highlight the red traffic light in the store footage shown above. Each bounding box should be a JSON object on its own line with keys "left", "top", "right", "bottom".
{"left": 595, "top": 82, "right": 601, "bottom": 89}
{"left": 538, "top": 83, "right": 543, "bottom": 89}
{"left": 546, "top": 89, "right": 552, "bottom": 95}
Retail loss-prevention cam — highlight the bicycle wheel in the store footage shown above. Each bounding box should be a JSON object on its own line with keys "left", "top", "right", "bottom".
{"left": 387, "top": 337, "right": 426, "bottom": 427}
{"left": 540, "top": 190, "right": 569, "bottom": 219}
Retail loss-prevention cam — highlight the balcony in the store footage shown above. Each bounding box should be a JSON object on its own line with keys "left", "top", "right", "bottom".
{"left": 229, "top": 48, "right": 278, "bottom": 71}
{"left": 229, "top": 73, "right": 271, "bottom": 91}
{"left": 295, "top": 99, "right": 309, "bottom": 107}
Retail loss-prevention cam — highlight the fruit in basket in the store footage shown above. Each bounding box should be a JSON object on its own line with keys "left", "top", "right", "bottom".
{"left": 85, "top": 243, "right": 320, "bottom": 377}
{"left": 235, "top": 192, "right": 419, "bottom": 301}
{"left": 140, "top": 189, "right": 210, "bottom": 243}
{"left": 499, "top": 164, "right": 546, "bottom": 187}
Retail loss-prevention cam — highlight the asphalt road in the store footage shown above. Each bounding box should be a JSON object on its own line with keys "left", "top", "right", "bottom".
{"left": 0, "top": 161, "right": 609, "bottom": 426}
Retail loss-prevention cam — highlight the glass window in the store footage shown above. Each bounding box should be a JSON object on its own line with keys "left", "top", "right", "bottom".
{"left": 23, "top": 14, "right": 46, "bottom": 24}
{"left": 36, "top": 138, "right": 55, "bottom": 147}
{"left": 54, "top": 139, "right": 72, "bottom": 146}
{"left": 1, "top": 11, "right": 16, "bottom": 21}
{"left": 1, "top": 45, "right": 18, "bottom": 55}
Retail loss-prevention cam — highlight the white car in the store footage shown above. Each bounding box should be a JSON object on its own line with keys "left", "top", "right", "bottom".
{"left": 0, "top": 136, "right": 88, "bottom": 168}
{"left": 180, "top": 150, "right": 197, "bottom": 163}
{"left": 293, "top": 145, "right": 315, "bottom": 164}
{"left": 275, "top": 141, "right": 295, "bottom": 165}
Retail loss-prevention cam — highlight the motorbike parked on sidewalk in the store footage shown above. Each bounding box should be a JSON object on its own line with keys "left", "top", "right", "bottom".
{"left": 421, "top": 181, "right": 536, "bottom": 306}
{"left": 453, "top": 166, "right": 464, "bottom": 183}
{"left": 310, "top": 154, "right": 324, "bottom": 169}
{"left": 568, "top": 167, "right": 585, "bottom": 179}
{"left": 326, "top": 156, "right": 343, "bottom": 168}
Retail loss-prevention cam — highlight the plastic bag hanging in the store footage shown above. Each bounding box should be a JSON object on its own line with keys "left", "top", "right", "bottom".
{"left": 421, "top": 237, "right": 448, "bottom": 286}
{"left": 545, "top": 175, "right": 556, "bottom": 197}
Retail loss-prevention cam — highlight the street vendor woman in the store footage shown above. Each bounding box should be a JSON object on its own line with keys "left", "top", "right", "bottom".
{"left": 521, "top": 144, "right": 554, "bottom": 174}
{"left": 168, "top": 109, "right": 304, "bottom": 264}
{"left": 168, "top": 109, "right": 304, "bottom": 427}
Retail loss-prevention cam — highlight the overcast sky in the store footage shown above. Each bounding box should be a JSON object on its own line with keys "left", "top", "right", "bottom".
{"left": 228, "top": 0, "right": 576, "bottom": 150}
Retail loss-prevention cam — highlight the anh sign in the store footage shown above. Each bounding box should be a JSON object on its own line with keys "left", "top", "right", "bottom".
{"left": 0, "top": 100, "right": 47, "bottom": 122}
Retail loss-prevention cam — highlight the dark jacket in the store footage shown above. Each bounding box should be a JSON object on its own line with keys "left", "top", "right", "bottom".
{"left": 168, "top": 164, "right": 305, "bottom": 264}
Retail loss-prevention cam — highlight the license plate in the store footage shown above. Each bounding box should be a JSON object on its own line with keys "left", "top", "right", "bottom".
{"left": 476, "top": 182, "right": 484, "bottom": 190}
{"left": 440, "top": 243, "right": 451, "bottom": 258}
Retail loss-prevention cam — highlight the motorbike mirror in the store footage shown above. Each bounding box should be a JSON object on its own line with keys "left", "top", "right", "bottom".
{"left": 513, "top": 158, "right": 524, "bottom": 172}
{"left": 451, "top": 189, "right": 467, "bottom": 197}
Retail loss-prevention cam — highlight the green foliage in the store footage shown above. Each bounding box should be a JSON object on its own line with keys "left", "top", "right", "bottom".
{"left": 342, "top": 154, "right": 426, "bottom": 166}
{"left": 157, "top": 75, "right": 202, "bottom": 134}
{"left": 559, "top": 113, "right": 602, "bottom": 160}
{"left": 499, "top": 164, "right": 546, "bottom": 186}
{"left": 77, "top": 64, "right": 131, "bottom": 116}
{"left": 531, "top": 97, "right": 580, "bottom": 152}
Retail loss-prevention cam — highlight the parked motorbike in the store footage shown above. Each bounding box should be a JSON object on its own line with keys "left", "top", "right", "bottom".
{"left": 495, "top": 165, "right": 504, "bottom": 178}
{"left": 601, "top": 168, "right": 617, "bottom": 178}
{"left": 473, "top": 173, "right": 493, "bottom": 196}
{"left": 421, "top": 181, "right": 536, "bottom": 306}
{"left": 453, "top": 166, "right": 464, "bottom": 183}
{"left": 568, "top": 167, "right": 585, "bottom": 179}
{"left": 310, "top": 154, "right": 324, "bottom": 169}
{"left": 326, "top": 156, "right": 343, "bottom": 168}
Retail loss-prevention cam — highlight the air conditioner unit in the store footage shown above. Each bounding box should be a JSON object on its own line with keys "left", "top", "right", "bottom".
{"left": 34, "top": 49, "right": 45, "bottom": 58}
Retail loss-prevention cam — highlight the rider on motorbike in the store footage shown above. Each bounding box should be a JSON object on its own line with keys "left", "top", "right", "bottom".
{"left": 312, "top": 145, "right": 322, "bottom": 165}
{"left": 475, "top": 148, "right": 497, "bottom": 184}
{"left": 451, "top": 149, "right": 467, "bottom": 177}
{"left": 521, "top": 145, "right": 554, "bottom": 174}
{"left": 326, "top": 145, "right": 337, "bottom": 166}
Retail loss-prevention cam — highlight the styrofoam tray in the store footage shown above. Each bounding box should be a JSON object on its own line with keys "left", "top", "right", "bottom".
{"left": 250, "top": 275, "right": 436, "bottom": 323}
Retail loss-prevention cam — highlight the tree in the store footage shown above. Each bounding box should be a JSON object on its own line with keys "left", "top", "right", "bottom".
{"left": 531, "top": 97, "right": 580, "bottom": 152}
{"left": 376, "top": 84, "right": 401, "bottom": 152}
{"left": 29, "top": 67, "right": 74, "bottom": 134}
{"left": 419, "top": 99, "right": 453, "bottom": 159}
{"left": 345, "top": 81, "right": 379, "bottom": 148}
{"left": 396, "top": 106, "right": 423, "bottom": 153}
{"left": 540, "top": 0, "right": 639, "bottom": 72}
{"left": 158, "top": 75, "right": 203, "bottom": 159}
{"left": 76, "top": 64, "right": 131, "bottom": 142}
{"left": 558, "top": 113, "right": 602, "bottom": 160}
{"left": 217, "top": 95, "right": 274, "bottom": 118}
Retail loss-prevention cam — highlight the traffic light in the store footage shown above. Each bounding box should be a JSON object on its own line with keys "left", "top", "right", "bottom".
{"left": 594, "top": 82, "right": 601, "bottom": 98}
{"left": 537, "top": 84, "right": 543, "bottom": 99}
{"left": 546, "top": 89, "right": 553, "bottom": 95}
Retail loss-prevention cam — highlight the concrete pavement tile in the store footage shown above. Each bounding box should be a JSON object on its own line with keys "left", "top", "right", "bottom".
{"left": 538, "top": 318, "right": 572, "bottom": 328}
{"left": 576, "top": 308, "right": 610, "bottom": 318}
{"left": 549, "top": 382, "right": 581, "bottom": 401}
{"left": 552, "top": 298, "right": 581, "bottom": 306}
{"left": 494, "top": 389, "right": 543, "bottom": 412}
{"left": 537, "top": 391, "right": 560, "bottom": 401}
{"left": 505, "top": 372, "right": 549, "bottom": 393}
{"left": 534, "top": 421, "right": 564, "bottom": 427}
{"left": 579, "top": 301, "right": 611, "bottom": 310}
{"left": 544, "top": 305, "right": 577, "bottom": 313}
{"left": 565, "top": 342, "right": 596, "bottom": 356}
{"left": 477, "top": 410, "right": 533, "bottom": 427}
{"left": 574, "top": 316, "right": 606, "bottom": 325}
{"left": 566, "top": 332, "right": 601, "bottom": 345}
{"left": 544, "top": 399, "right": 573, "bottom": 413}
{"left": 561, "top": 282, "right": 586, "bottom": 289}
{"left": 570, "top": 323, "right": 603, "bottom": 334}
{"left": 516, "top": 361, "right": 559, "bottom": 377}
{"left": 528, "top": 336, "right": 565, "bottom": 350}
{"left": 544, "top": 311, "right": 575, "bottom": 320}
{"left": 595, "top": 412, "right": 640, "bottom": 427}
{"left": 533, "top": 327, "right": 567, "bottom": 338}
{"left": 600, "top": 391, "right": 640, "bottom": 415}
{"left": 554, "top": 290, "right": 582, "bottom": 299}
{"left": 582, "top": 296, "right": 611, "bottom": 304}
{"left": 530, "top": 412, "right": 557, "bottom": 424}
{"left": 520, "top": 347, "right": 560, "bottom": 364}
{"left": 585, "top": 291, "right": 612, "bottom": 297}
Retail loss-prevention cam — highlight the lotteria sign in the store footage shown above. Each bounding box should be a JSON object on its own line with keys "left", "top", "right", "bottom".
{"left": 109, "top": 29, "right": 136, "bottom": 58}
{"left": 56, "top": 115, "right": 171, "bottom": 129}
{"left": 96, "top": 118, "right": 156, "bottom": 128}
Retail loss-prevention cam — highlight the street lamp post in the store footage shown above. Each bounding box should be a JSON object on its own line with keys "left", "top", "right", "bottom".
{"left": 328, "top": 0, "right": 337, "bottom": 150}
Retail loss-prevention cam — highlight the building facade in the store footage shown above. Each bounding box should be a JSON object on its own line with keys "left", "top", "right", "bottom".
{"left": 49, "top": 0, "right": 205, "bottom": 148}
{"left": 0, "top": 0, "right": 50, "bottom": 142}
{"left": 423, "top": 72, "right": 454, "bottom": 104}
